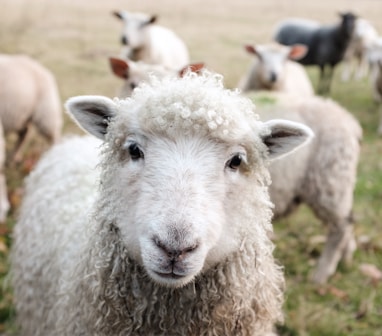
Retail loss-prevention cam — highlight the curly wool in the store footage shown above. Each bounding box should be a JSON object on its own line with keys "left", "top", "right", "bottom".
{"left": 56, "top": 221, "right": 284, "bottom": 336}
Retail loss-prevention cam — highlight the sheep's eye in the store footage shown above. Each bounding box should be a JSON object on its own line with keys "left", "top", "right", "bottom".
{"left": 227, "top": 154, "right": 242, "bottom": 170}
{"left": 128, "top": 143, "right": 144, "bottom": 160}
{"left": 130, "top": 82, "right": 137, "bottom": 90}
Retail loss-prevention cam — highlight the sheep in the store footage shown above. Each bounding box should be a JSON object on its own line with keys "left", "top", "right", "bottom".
{"left": 247, "top": 91, "right": 362, "bottom": 284}
{"left": 0, "top": 54, "right": 62, "bottom": 160}
{"left": 274, "top": 12, "right": 357, "bottom": 94}
{"left": 341, "top": 18, "right": 379, "bottom": 81}
{"left": 113, "top": 10, "right": 190, "bottom": 70}
{"left": 109, "top": 56, "right": 204, "bottom": 97}
{"left": 0, "top": 54, "right": 62, "bottom": 221}
{"left": 10, "top": 71, "right": 314, "bottom": 335}
{"left": 238, "top": 42, "right": 314, "bottom": 96}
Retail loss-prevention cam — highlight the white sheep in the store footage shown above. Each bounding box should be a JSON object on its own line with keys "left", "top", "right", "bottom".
{"left": 341, "top": 18, "right": 379, "bottom": 81}
{"left": 109, "top": 56, "right": 204, "bottom": 97}
{"left": 11, "top": 71, "right": 313, "bottom": 335}
{"left": 249, "top": 91, "right": 362, "bottom": 284}
{"left": 238, "top": 43, "right": 314, "bottom": 96}
{"left": 113, "top": 10, "right": 190, "bottom": 70}
{"left": 0, "top": 54, "right": 62, "bottom": 221}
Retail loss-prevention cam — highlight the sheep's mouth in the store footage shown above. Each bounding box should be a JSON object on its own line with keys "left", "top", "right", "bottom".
{"left": 154, "top": 271, "right": 185, "bottom": 280}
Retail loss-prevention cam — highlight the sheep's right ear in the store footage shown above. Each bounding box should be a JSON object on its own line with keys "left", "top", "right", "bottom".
{"left": 288, "top": 44, "right": 308, "bottom": 61}
{"left": 65, "top": 96, "right": 118, "bottom": 140}
{"left": 109, "top": 57, "right": 129, "bottom": 79}
{"left": 260, "top": 119, "right": 314, "bottom": 160}
{"left": 179, "top": 63, "right": 205, "bottom": 77}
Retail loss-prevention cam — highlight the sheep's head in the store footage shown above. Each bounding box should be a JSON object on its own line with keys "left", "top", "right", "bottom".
{"left": 113, "top": 10, "right": 156, "bottom": 55}
{"left": 66, "top": 71, "right": 313, "bottom": 288}
{"left": 245, "top": 43, "right": 307, "bottom": 89}
{"left": 109, "top": 57, "right": 205, "bottom": 97}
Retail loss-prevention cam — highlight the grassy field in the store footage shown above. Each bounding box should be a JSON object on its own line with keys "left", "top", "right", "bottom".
{"left": 0, "top": 0, "right": 381, "bottom": 334}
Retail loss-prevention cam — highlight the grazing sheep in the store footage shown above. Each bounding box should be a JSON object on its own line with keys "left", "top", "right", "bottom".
{"left": 113, "top": 10, "right": 190, "bottom": 70}
{"left": 109, "top": 56, "right": 204, "bottom": 97}
{"left": 341, "top": 18, "right": 379, "bottom": 81}
{"left": 11, "top": 71, "right": 313, "bottom": 335}
{"left": 274, "top": 12, "right": 357, "bottom": 94}
{"left": 238, "top": 43, "right": 314, "bottom": 96}
{"left": 248, "top": 91, "right": 362, "bottom": 284}
{"left": 0, "top": 54, "right": 62, "bottom": 221}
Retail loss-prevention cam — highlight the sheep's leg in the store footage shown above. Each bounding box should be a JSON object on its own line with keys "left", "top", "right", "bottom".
{"left": 317, "top": 65, "right": 326, "bottom": 94}
{"left": 378, "top": 104, "right": 382, "bottom": 136}
{"left": 11, "top": 123, "right": 31, "bottom": 164}
{"left": 341, "top": 58, "right": 352, "bottom": 82}
{"left": 355, "top": 53, "right": 368, "bottom": 80}
{"left": 311, "top": 220, "right": 353, "bottom": 284}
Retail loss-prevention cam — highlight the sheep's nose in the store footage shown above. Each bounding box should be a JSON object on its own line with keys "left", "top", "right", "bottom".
{"left": 154, "top": 238, "right": 199, "bottom": 262}
{"left": 269, "top": 72, "right": 277, "bottom": 83}
{"left": 121, "top": 35, "right": 128, "bottom": 45}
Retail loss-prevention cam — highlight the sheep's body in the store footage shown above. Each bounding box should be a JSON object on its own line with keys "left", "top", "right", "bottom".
{"left": 249, "top": 91, "right": 362, "bottom": 283}
{"left": 274, "top": 13, "right": 357, "bottom": 94}
{"left": 238, "top": 43, "right": 314, "bottom": 96}
{"left": 0, "top": 54, "right": 62, "bottom": 153}
{"left": 113, "top": 11, "right": 190, "bottom": 70}
{"left": 11, "top": 72, "right": 313, "bottom": 335}
{"left": 341, "top": 18, "right": 379, "bottom": 81}
{"left": 0, "top": 54, "right": 62, "bottom": 221}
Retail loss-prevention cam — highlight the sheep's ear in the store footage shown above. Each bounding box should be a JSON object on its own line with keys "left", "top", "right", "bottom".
{"left": 179, "top": 63, "right": 205, "bottom": 77}
{"left": 244, "top": 44, "right": 257, "bottom": 55}
{"left": 288, "top": 44, "right": 308, "bottom": 61}
{"left": 65, "top": 96, "right": 118, "bottom": 140}
{"left": 143, "top": 15, "right": 157, "bottom": 26}
{"left": 112, "top": 11, "right": 124, "bottom": 20}
{"left": 109, "top": 57, "right": 129, "bottom": 79}
{"left": 261, "top": 119, "right": 314, "bottom": 160}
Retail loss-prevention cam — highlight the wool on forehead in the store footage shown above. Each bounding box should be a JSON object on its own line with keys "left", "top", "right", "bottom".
{"left": 113, "top": 71, "right": 262, "bottom": 142}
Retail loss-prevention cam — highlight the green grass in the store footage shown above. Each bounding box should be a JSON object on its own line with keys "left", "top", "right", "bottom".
{"left": 0, "top": 0, "right": 382, "bottom": 334}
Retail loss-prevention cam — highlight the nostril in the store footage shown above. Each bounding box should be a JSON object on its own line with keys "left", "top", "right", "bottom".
{"left": 269, "top": 72, "right": 277, "bottom": 83}
{"left": 121, "top": 36, "right": 128, "bottom": 45}
{"left": 153, "top": 237, "right": 199, "bottom": 259}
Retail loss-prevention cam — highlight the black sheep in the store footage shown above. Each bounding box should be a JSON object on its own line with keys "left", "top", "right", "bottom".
{"left": 274, "top": 12, "right": 357, "bottom": 94}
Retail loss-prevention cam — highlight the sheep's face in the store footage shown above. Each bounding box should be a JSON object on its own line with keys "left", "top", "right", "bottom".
{"left": 113, "top": 11, "right": 156, "bottom": 53}
{"left": 110, "top": 134, "right": 248, "bottom": 287}
{"left": 66, "top": 73, "right": 313, "bottom": 288}
{"left": 245, "top": 43, "right": 308, "bottom": 89}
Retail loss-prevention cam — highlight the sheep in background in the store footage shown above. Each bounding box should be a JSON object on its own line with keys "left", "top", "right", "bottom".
{"left": 109, "top": 56, "right": 204, "bottom": 97}
{"left": 0, "top": 54, "right": 62, "bottom": 161}
{"left": 274, "top": 12, "right": 357, "bottom": 94}
{"left": 112, "top": 10, "right": 190, "bottom": 70}
{"left": 341, "top": 18, "right": 379, "bottom": 81}
{"left": 238, "top": 43, "right": 314, "bottom": 96}
{"left": 248, "top": 91, "right": 362, "bottom": 284}
{"left": 11, "top": 71, "right": 313, "bottom": 335}
{"left": 0, "top": 54, "right": 62, "bottom": 221}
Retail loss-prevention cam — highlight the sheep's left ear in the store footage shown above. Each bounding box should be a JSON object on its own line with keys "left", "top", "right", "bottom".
{"left": 65, "top": 96, "right": 118, "bottom": 140}
{"left": 261, "top": 119, "right": 314, "bottom": 160}
{"left": 109, "top": 57, "right": 129, "bottom": 79}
